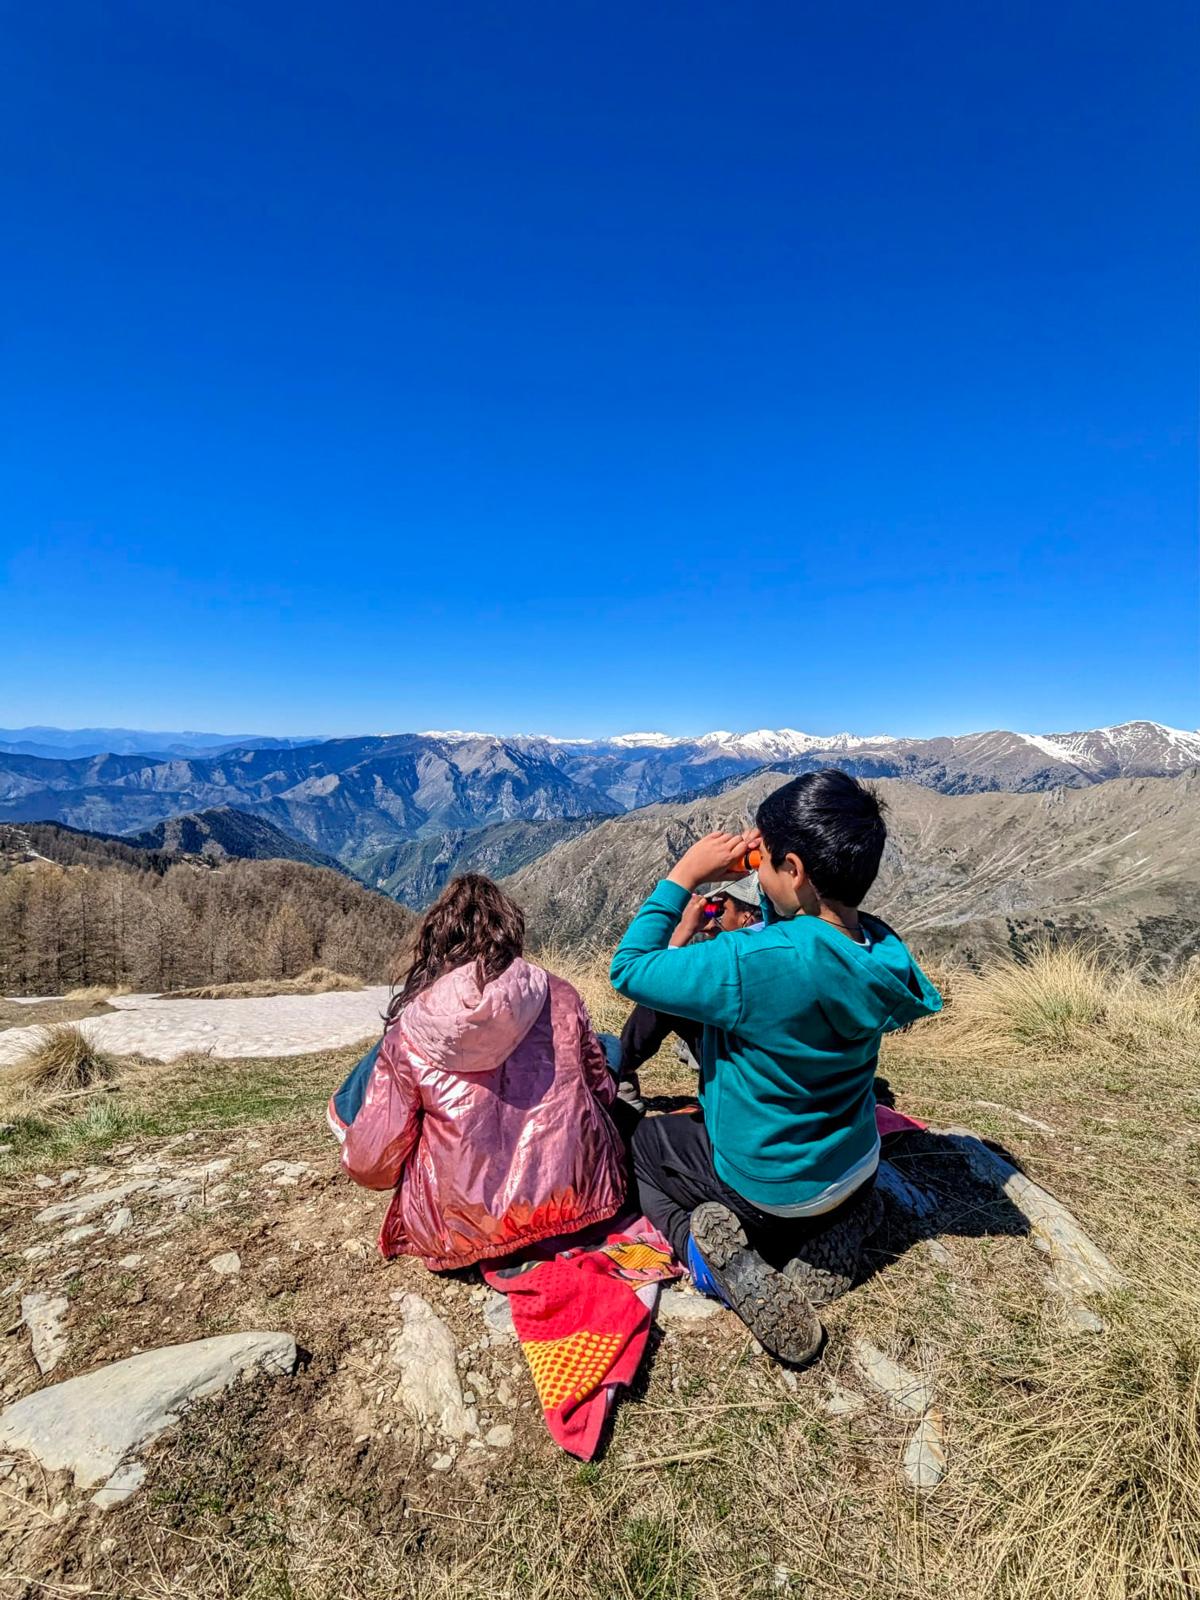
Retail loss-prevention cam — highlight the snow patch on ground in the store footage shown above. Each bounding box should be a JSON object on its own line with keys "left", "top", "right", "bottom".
{"left": 0, "top": 987, "right": 390, "bottom": 1066}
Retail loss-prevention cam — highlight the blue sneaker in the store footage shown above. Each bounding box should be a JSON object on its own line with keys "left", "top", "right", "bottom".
{"left": 685, "top": 1232, "right": 731, "bottom": 1305}
{"left": 689, "top": 1203, "right": 823, "bottom": 1365}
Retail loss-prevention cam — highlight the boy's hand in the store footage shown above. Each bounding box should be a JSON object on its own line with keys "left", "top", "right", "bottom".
{"left": 667, "top": 831, "right": 756, "bottom": 893}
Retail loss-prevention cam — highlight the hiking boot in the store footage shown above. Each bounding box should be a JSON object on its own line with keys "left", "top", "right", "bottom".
{"left": 688, "top": 1202, "right": 823, "bottom": 1366}
{"left": 783, "top": 1187, "right": 885, "bottom": 1308}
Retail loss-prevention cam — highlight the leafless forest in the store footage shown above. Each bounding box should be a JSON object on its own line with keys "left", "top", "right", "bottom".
{"left": 0, "top": 847, "right": 413, "bottom": 995}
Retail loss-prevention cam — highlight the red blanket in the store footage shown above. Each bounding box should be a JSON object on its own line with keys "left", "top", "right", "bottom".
{"left": 483, "top": 1220, "right": 679, "bottom": 1459}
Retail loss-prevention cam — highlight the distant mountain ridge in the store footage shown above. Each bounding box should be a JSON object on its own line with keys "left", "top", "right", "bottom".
{"left": 1, "top": 721, "right": 1195, "bottom": 889}
{"left": 0, "top": 726, "right": 322, "bottom": 760}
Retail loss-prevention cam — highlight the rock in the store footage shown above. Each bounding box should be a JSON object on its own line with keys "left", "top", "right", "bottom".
{"left": 259, "top": 1160, "right": 311, "bottom": 1186}
{"left": 972, "top": 1100, "right": 1059, "bottom": 1135}
{"left": 91, "top": 1460, "right": 147, "bottom": 1509}
{"left": 33, "top": 1175, "right": 56, "bottom": 1190}
{"left": 482, "top": 1291, "right": 516, "bottom": 1340}
{"left": 59, "top": 1169, "right": 82, "bottom": 1186}
{"left": 106, "top": 1208, "right": 134, "bottom": 1237}
{"left": 657, "top": 1287, "right": 723, "bottom": 1323}
{"left": 485, "top": 1424, "right": 514, "bottom": 1449}
{"left": 429, "top": 1452, "right": 454, "bottom": 1472}
{"left": 465, "top": 1369, "right": 491, "bottom": 1397}
{"left": 1046, "top": 1278, "right": 1106, "bottom": 1333}
{"left": 117, "top": 1254, "right": 143, "bottom": 1269}
{"left": 494, "top": 1380, "right": 515, "bottom": 1408}
{"left": 35, "top": 1181, "right": 154, "bottom": 1227}
{"left": 0, "top": 1331, "right": 297, "bottom": 1489}
{"left": 902, "top": 1406, "right": 947, "bottom": 1490}
{"left": 61, "top": 1224, "right": 99, "bottom": 1245}
{"left": 22, "top": 1293, "right": 69, "bottom": 1375}
{"left": 851, "top": 1339, "right": 932, "bottom": 1416}
{"left": 390, "top": 1295, "right": 478, "bottom": 1442}
{"left": 208, "top": 1252, "right": 241, "bottom": 1276}
{"left": 0, "top": 1143, "right": 13, "bottom": 1155}
{"left": 818, "top": 1381, "right": 868, "bottom": 1419}
{"left": 937, "top": 1129, "right": 1126, "bottom": 1299}
{"left": 923, "top": 1239, "right": 953, "bottom": 1268}
{"left": 875, "top": 1161, "right": 939, "bottom": 1220}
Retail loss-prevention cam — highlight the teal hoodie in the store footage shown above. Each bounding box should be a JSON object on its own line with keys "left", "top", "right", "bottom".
{"left": 610, "top": 880, "right": 942, "bottom": 1208}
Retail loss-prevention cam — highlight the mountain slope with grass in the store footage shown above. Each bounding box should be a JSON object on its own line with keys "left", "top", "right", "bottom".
{"left": 506, "top": 770, "right": 1200, "bottom": 969}
{"left": 0, "top": 944, "right": 1197, "bottom": 1599}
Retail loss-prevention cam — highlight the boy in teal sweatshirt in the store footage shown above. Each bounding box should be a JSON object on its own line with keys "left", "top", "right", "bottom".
{"left": 610, "top": 769, "right": 941, "bottom": 1363}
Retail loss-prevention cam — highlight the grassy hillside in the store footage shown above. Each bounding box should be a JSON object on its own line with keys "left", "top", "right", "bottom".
{"left": 504, "top": 772, "right": 1200, "bottom": 971}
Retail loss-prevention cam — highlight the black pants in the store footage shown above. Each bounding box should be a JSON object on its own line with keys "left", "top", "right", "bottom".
{"left": 631, "top": 1108, "right": 872, "bottom": 1267}
{"left": 618, "top": 1004, "right": 702, "bottom": 1079}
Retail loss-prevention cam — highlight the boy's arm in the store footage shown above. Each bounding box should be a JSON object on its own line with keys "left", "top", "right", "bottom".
{"left": 610, "top": 879, "right": 744, "bottom": 1030}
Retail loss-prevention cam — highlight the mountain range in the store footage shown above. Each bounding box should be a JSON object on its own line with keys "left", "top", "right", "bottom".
{"left": 502, "top": 769, "right": 1200, "bottom": 973}
{"left": 1, "top": 721, "right": 1198, "bottom": 909}
{"left": 0, "top": 726, "right": 321, "bottom": 761}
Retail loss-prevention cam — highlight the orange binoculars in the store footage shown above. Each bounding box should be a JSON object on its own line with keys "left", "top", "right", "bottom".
{"left": 732, "top": 848, "right": 762, "bottom": 872}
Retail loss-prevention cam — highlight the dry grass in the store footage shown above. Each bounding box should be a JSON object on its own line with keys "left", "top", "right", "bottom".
{"left": 535, "top": 942, "right": 634, "bottom": 1037}
{"left": 164, "top": 966, "right": 366, "bottom": 1000}
{"left": 63, "top": 982, "right": 128, "bottom": 1003}
{"left": 529, "top": 941, "right": 1200, "bottom": 1600}
{"left": 0, "top": 1022, "right": 120, "bottom": 1116}
{"left": 891, "top": 941, "right": 1200, "bottom": 1064}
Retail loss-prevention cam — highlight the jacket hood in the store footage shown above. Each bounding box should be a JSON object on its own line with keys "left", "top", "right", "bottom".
{"left": 398, "top": 956, "right": 550, "bottom": 1073}
{"left": 808, "top": 914, "right": 942, "bottom": 1040}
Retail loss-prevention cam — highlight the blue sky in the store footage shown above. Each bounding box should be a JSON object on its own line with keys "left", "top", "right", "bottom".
{"left": 3, "top": 2, "right": 1197, "bottom": 739}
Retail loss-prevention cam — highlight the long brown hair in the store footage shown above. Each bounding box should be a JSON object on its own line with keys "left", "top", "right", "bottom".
{"left": 386, "top": 873, "right": 526, "bottom": 1025}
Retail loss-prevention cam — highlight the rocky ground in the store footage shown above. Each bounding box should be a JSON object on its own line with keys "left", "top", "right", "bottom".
{"left": 0, "top": 964, "right": 1196, "bottom": 1599}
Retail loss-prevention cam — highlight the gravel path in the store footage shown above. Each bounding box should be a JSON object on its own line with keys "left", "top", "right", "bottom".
{"left": 0, "top": 987, "right": 390, "bottom": 1066}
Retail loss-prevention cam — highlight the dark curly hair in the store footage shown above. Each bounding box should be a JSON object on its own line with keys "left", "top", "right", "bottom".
{"left": 386, "top": 873, "right": 526, "bottom": 1025}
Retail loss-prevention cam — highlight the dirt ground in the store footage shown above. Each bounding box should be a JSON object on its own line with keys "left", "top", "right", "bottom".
{"left": 0, "top": 996, "right": 116, "bottom": 1034}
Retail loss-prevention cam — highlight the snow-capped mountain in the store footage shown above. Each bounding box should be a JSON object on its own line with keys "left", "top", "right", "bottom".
{"left": 694, "top": 729, "right": 898, "bottom": 759}
{"left": 1035, "top": 721, "right": 1200, "bottom": 777}
{"left": 3, "top": 721, "right": 1196, "bottom": 902}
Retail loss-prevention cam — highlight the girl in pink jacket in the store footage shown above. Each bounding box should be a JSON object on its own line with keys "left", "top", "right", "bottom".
{"left": 335, "top": 874, "right": 626, "bottom": 1271}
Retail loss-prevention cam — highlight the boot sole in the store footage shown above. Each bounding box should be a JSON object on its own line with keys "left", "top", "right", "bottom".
{"left": 690, "top": 1202, "right": 823, "bottom": 1366}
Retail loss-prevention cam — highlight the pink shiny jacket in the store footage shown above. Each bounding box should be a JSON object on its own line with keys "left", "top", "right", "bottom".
{"left": 339, "top": 957, "right": 627, "bottom": 1270}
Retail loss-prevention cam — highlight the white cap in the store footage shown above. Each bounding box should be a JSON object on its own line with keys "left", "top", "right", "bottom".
{"left": 709, "top": 870, "right": 760, "bottom": 909}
